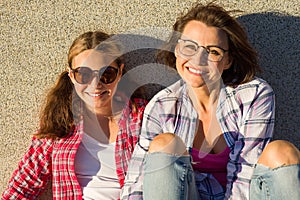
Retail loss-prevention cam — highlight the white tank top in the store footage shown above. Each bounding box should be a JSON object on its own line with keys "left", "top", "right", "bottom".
{"left": 74, "top": 133, "right": 120, "bottom": 200}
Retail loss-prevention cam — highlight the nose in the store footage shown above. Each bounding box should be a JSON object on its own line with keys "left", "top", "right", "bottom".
{"left": 190, "top": 47, "right": 209, "bottom": 66}
{"left": 90, "top": 72, "right": 103, "bottom": 87}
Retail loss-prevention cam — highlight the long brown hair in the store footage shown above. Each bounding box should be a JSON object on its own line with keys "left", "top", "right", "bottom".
{"left": 36, "top": 31, "right": 144, "bottom": 139}
{"left": 157, "top": 2, "right": 261, "bottom": 86}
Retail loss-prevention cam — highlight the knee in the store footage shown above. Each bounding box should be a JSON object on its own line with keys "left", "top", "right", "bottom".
{"left": 258, "top": 140, "right": 300, "bottom": 168}
{"left": 148, "top": 133, "right": 188, "bottom": 156}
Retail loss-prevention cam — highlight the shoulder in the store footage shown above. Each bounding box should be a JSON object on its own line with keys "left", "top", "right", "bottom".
{"left": 150, "top": 79, "right": 186, "bottom": 103}
{"left": 223, "top": 77, "right": 274, "bottom": 102}
{"left": 143, "top": 79, "right": 187, "bottom": 117}
{"left": 131, "top": 98, "right": 148, "bottom": 109}
{"left": 32, "top": 135, "right": 55, "bottom": 146}
{"left": 20, "top": 135, "right": 55, "bottom": 158}
{"left": 120, "top": 98, "right": 149, "bottom": 122}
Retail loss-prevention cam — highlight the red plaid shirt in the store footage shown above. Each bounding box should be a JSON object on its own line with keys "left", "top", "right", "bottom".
{"left": 2, "top": 98, "right": 147, "bottom": 200}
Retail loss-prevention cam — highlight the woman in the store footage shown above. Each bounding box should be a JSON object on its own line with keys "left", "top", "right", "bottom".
{"left": 2, "top": 31, "right": 147, "bottom": 199}
{"left": 121, "top": 3, "right": 300, "bottom": 200}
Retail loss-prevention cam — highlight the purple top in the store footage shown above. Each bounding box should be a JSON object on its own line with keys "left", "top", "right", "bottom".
{"left": 191, "top": 146, "right": 230, "bottom": 188}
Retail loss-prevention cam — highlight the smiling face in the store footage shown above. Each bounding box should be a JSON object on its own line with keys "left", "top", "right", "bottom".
{"left": 175, "top": 20, "right": 232, "bottom": 89}
{"left": 69, "top": 49, "right": 123, "bottom": 114}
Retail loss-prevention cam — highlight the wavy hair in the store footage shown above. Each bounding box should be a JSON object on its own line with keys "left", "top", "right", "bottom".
{"left": 157, "top": 2, "right": 261, "bottom": 86}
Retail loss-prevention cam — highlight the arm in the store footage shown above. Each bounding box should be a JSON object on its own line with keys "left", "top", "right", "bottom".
{"left": 220, "top": 80, "right": 275, "bottom": 199}
{"left": 2, "top": 137, "right": 53, "bottom": 200}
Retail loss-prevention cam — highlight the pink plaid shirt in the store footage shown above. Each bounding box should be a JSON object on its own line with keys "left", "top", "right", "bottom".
{"left": 2, "top": 98, "right": 147, "bottom": 200}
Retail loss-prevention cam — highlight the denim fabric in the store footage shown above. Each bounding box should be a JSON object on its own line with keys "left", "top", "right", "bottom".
{"left": 143, "top": 154, "right": 300, "bottom": 200}
{"left": 143, "top": 152, "right": 200, "bottom": 200}
{"left": 250, "top": 164, "right": 300, "bottom": 200}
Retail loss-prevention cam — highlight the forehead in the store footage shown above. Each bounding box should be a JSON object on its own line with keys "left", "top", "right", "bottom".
{"left": 72, "top": 49, "right": 118, "bottom": 69}
{"left": 181, "top": 20, "right": 228, "bottom": 47}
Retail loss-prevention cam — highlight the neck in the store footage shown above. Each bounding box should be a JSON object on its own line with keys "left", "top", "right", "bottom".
{"left": 187, "top": 80, "right": 221, "bottom": 113}
{"left": 82, "top": 103, "right": 122, "bottom": 144}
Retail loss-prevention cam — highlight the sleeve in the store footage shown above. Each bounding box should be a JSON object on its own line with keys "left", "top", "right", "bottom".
{"left": 1, "top": 137, "right": 53, "bottom": 200}
{"left": 121, "top": 98, "right": 163, "bottom": 200}
{"left": 115, "top": 98, "right": 148, "bottom": 188}
{"left": 223, "top": 82, "right": 275, "bottom": 199}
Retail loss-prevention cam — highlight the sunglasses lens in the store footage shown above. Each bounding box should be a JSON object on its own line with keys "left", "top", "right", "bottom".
{"left": 100, "top": 66, "right": 119, "bottom": 84}
{"left": 73, "top": 66, "right": 119, "bottom": 84}
{"left": 74, "top": 67, "right": 93, "bottom": 84}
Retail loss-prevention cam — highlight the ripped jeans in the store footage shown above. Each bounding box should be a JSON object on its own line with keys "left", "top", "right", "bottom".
{"left": 250, "top": 163, "right": 300, "bottom": 200}
{"left": 143, "top": 152, "right": 300, "bottom": 200}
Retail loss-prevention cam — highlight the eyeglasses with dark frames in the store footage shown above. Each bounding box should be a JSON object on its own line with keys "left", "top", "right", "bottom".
{"left": 177, "top": 39, "right": 229, "bottom": 62}
{"left": 71, "top": 66, "right": 119, "bottom": 84}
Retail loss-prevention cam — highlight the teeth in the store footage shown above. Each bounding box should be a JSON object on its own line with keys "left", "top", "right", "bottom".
{"left": 188, "top": 67, "right": 203, "bottom": 74}
{"left": 90, "top": 93, "right": 101, "bottom": 97}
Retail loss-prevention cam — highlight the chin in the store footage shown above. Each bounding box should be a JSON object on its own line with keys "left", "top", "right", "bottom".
{"left": 184, "top": 79, "right": 205, "bottom": 87}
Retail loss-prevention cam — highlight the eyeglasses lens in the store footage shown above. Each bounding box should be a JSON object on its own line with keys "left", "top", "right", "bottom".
{"left": 180, "top": 42, "right": 198, "bottom": 56}
{"left": 178, "top": 40, "right": 225, "bottom": 62}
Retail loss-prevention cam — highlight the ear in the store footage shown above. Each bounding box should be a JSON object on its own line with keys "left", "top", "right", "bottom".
{"left": 67, "top": 68, "right": 76, "bottom": 84}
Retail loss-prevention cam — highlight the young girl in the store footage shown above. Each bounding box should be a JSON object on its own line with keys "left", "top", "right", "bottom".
{"left": 122, "top": 3, "right": 300, "bottom": 200}
{"left": 2, "top": 31, "right": 147, "bottom": 199}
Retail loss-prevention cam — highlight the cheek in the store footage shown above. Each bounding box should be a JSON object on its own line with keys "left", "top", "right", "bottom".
{"left": 175, "top": 61, "right": 183, "bottom": 77}
{"left": 217, "top": 62, "right": 230, "bottom": 73}
{"left": 176, "top": 57, "right": 186, "bottom": 72}
{"left": 208, "top": 64, "right": 222, "bottom": 77}
{"left": 108, "top": 82, "right": 118, "bottom": 94}
{"left": 73, "top": 83, "right": 86, "bottom": 94}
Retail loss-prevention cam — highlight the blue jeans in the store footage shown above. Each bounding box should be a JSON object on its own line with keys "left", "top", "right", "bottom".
{"left": 250, "top": 163, "right": 300, "bottom": 200}
{"left": 143, "top": 153, "right": 300, "bottom": 200}
{"left": 143, "top": 152, "right": 200, "bottom": 200}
